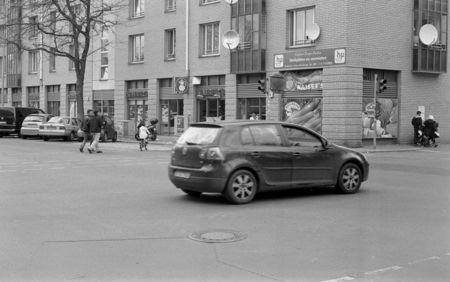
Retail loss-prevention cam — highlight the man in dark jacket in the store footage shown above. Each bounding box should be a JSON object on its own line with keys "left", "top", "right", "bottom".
{"left": 87, "top": 110, "right": 104, "bottom": 153}
{"left": 79, "top": 110, "right": 93, "bottom": 152}
{"left": 411, "top": 111, "right": 423, "bottom": 145}
{"left": 423, "top": 115, "right": 439, "bottom": 147}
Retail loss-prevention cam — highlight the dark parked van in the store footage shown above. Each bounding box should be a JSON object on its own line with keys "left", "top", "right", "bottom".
{"left": 0, "top": 107, "right": 45, "bottom": 137}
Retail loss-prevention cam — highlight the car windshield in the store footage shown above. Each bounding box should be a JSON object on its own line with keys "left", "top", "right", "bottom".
{"left": 48, "top": 117, "right": 68, "bottom": 124}
{"left": 177, "top": 126, "right": 221, "bottom": 145}
{"left": 24, "top": 115, "right": 45, "bottom": 122}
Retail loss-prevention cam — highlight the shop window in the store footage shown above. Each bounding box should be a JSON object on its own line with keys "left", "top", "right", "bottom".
{"left": 200, "top": 22, "right": 220, "bottom": 56}
{"left": 94, "top": 100, "right": 114, "bottom": 119}
{"left": 128, "top": 101, "right": 148, "bottom": 123}
{"left": 238, "top": 98, "right": 266, "bottom": 120}
{"left": 282, "top": 98, "right": 322, "bottom": 134}
{"left": 287, "top": 6, "right": 315, "bottom": 47}
{"left": 165, "top": 29, "right": 176, "bottom": 60}
{"left": 130, "top": 0, "right": 144, "bottom": 18}
{"left": 413, "top": 0, "right": 447, "bottom": 73}
{"left": 129, "top": 34, "right": 145, "bottom": 63}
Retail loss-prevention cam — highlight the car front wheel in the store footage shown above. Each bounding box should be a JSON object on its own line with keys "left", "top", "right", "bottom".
{"left": 336, "top": 163, "right": 362, "bottom": 194}
{"left": 223, "top": 170, "right": 258, "bottom": 205}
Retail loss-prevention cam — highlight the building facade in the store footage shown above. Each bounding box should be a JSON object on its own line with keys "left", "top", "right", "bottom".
{"left": 1, "top": 0, "right": 449, "bottom": 146}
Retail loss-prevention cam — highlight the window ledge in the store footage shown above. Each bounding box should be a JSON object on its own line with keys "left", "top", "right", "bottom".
{"left": 49, "top": 70, "right": 56, "bottom": 73}
{"left": 165, "top": 57, "right": 176, "bottom": 62}
{"left": 287, "top": 44, "right": 316, "bottom": 50}
{"left": 129, "top": 61, "right": 145, "bottom": 65}
{"left": 164, "top": 8, "right": 176, "bottom": 13}
{"left": 200, "top": 1, "right": 220, "bottom": 6}
{"left": 200, "top": 54, "right": 220, "bottom": 58}
{"left": 129, "top": 14, "right": 145, "bottom": 20}
{"left": 28, "top": 72, "right": 38, "bottom": 75}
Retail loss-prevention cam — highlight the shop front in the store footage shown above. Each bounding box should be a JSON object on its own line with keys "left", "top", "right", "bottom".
{"left": 195, "top": 75, "right": 226, "bottom": 122}
{"left": 126, "top": 80, "right": 148, "bottom": 126}
{"left": 27, "top": 86, "right": 40, "bottom": 109}
{"left": 67, "top": 84, "right": 77, "bottom": 118}
{"left": 159, "top": 78, "right": 184, "bottom": 136}
{"left": 93, "top": 90, "right": 114, "bottom": 119}
{"left": 11, "top": 88, "right": 21, "bottom": 107}
{"left": 236, "top": 73, "right": 266, "bottom": 120}
{"left": 46, "top": 85, "right": 60, "bottom": 116}
{"left": 280, "top": 69, "right": 323, "bottom": 134}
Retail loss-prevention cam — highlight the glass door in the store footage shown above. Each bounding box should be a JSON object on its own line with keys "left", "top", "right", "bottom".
{"left": 161, "top": 99, "right": 184, "bottom": 135}
{"left": 197, "top": 98, "right": 225, "bottom": 122}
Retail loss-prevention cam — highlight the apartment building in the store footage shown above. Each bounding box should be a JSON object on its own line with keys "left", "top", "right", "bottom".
{"left": 1, "top": 0, "right": 449, "bottom": 146}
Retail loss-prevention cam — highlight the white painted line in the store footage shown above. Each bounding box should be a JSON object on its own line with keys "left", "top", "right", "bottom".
{"left": 364, "top": 266, "right": 402, "bottom": 275}
{"left": 321, "top": 276, "right": 355, "bottom": 282}
{"left": 408, "top": 256, "right": 441, "bottom": 265}
{"left": 49, "top": 167, "right": 64, "bottom": 170}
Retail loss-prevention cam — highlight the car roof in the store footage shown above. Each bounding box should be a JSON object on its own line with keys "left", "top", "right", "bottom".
{"left": 28, "top": 113, "right": 53, "bottom": 117}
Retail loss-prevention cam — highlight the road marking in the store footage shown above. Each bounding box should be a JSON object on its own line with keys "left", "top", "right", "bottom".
{"left": 364, "top": 265, "right": 402, "bottom": 275}
{"left": 408, "top": 256, "right": 441, "bottom": 265}
{"left": 321, "top": 276, "right": 355, "bottom": 282}
{"left": 49, "top": 167, "right": 64, "bottom": 170}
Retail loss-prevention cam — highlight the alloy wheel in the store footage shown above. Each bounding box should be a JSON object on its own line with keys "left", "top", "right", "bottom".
{"left": 342, "top": 167, "right": 360, "bottom": 191}
{"left": 231, "top": 174, "right": 255, "bottom": 200}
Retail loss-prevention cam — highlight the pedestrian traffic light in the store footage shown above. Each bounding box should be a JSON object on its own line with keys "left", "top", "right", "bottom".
{"left": 257, "top": 79, "right": 267, "bottom": 93}
{"left": 378, "top": 78, "right": 387, "bottom": 93}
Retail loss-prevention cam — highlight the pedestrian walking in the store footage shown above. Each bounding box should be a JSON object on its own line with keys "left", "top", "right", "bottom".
{"left": 423, "top": 115, "right": 439, "bottom": 147}
{"left": 138, "top": 121, "right": 150, "bottom": 151}
{"left": 411, "top": 111, "right": 423, "bottom": 145}
{"left": 79, "top": 110, "right": 93, "bottom": 152}
{"left": 87, "top": 110, "right": 104, "bottom": 154}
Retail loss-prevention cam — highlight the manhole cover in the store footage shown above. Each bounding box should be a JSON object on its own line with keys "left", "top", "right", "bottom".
{"left": 188, "top": 229, "right": 247, "bottom": 243}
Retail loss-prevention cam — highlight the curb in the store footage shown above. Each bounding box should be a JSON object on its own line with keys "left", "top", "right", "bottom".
{"left": 356, "top": 148, "right": 421, "bottom": 154}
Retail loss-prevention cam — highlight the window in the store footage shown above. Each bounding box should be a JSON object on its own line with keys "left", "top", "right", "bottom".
{"left": 238, "top": 98, "right": 266, "bottom": 120}
{"left": 29, "top": 16, "right": 38, "bottom": 38}
{"left": 200, "top": 22, "right": 220, "bottom": 56}
{"left": 130, "top": 34, "right": 144, "bottom": 63}
{"left": 201, "top": 0, "right": 220, "bottom": 5}
{"left": 282, "top": 126, "right": 322, "bottom": 148}
{"left": 49, "top": 48, "right": 56, "bottom": 72}
{"left": 27, "top": 86, "right": 40, "bottom": 109}
{"left": 248, "top": 125, "right": 282, "bottom": 146}
{"left": 68, "top": 45, "right": 75, "bottom": 70}
{"left": 165, "top": 29, "right": 176, "bottom": 60}
{"left": 130, "top": 0, "right": 144, "bottom": 18}
{"left": 94, "top": 100, "right": 114, "bottom": 118}
{"left": 288, "top": 7, "right": 315, "bottom": 47}
{"left": 28, "top": 50, "right": 39, "bottom": 73}
{"left": 100, "top": 37, "right": 109, "bottom": 80}
{"left": 240, "top": 127, "right": 254, "bottom": 146}
{"left": 165, "top": 0, "right": 176, "bottom": 12}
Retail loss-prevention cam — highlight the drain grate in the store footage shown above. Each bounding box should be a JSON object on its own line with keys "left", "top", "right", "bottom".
{"left": 188, "top": 229, "right": 247, "bottom": 243}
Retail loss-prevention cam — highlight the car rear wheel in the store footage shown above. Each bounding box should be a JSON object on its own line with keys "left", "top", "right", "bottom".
{"left": 181, "top": 189, "right": 202, "bottom": 197}
{"left": 67, "top": 132, "right": 75, "bottom": 142}
{"left": 336, "top": 163, "right": 362, "bottom": 194}
{"left": 21, "top": 135, "right": 26, "bottom": 139}
{"left": 224, "top": 170, "right": 258, "bottom": 205}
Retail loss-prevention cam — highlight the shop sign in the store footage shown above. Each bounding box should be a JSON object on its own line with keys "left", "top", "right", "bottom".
{"left": 196, "top": 87, "right": 225, "bottom": 98}
{"left": 175, "top": 77, "right": 189, "bottom": 95}
{"left": 274, "top": 48, "right": 346, "bottom": 70}
{"left": 126, "top": 89, "right": 148, "bottom": 99}
{"left": 283, "top": 70, "right": 323, "bottom": 92}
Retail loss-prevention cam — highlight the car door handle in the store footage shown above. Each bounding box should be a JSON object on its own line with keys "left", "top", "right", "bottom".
{"left": 249, "top": 152, "right": 261, "bottom": 157}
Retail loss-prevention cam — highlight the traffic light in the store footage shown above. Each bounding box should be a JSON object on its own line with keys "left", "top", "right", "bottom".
{"left": 257, "top": 79, "right": 267, "bottom": 93}
{"left": 378, "top": 78, "right": 387, "bottom": 93}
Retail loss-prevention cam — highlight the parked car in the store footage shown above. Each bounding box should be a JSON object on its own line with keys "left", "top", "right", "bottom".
{"left": 20, "top": 114, "right": 54, "bottom": 139}
{"left": 39, "top": 116, "right": 81, "bottom": 141}
{"left": 169, "top": 121, "right": 370, "bottom": 204}
{"left": 0, "top": 107, "right": 45, "bottom": 137}
{"left": 76, "top": 115, "right": 118, "bottom": 142}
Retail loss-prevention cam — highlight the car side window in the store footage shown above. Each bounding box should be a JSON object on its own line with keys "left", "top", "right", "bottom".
{"left": 241, "top": 127, "right": 254, "bottom": 146}
{"left": 249, "top": 125, "right": 283, "bottom": 146}
{"left": 283, "top": 126, "right": 323, "bottom": 149}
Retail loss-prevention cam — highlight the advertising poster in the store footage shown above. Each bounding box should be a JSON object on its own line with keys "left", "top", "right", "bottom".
{"left": 362, "top": 98, "right": 398, "bottom": 138}
{"left": 283, "top": 98, "right": 322, "bottom": 134}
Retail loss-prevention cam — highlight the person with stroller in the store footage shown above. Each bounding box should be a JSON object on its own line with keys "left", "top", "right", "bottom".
{"left": 138, "top": 121, "right": 150, "bottom": 151}
{"left": 423, "top": 115, "right": 439, "bottom": 147}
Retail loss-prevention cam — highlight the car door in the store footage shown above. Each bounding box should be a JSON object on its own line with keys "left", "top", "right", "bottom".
{"left": 282, "top": 125, "right": 335, "bottom": 186}
{"left": 242, "top": 124, "right": 293, "bottom": 188}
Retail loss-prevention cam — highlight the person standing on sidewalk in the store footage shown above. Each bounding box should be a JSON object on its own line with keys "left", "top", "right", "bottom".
{"left": 79, "top": 110, "right": 93, "bottom": 153}
{"left": 411, "top": 111, "right": 423, "bottom": 145}
{"left": 87, "top": 110, "right": 104, "bottom": 154}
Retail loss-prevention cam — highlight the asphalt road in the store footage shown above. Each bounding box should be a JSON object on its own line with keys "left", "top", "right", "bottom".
{"left": 1, "top": 137, "right": 449, "bottom": 282}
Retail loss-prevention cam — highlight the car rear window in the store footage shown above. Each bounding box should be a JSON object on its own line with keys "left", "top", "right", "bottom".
{"left": 48, "top": 117, "right": 68, "bottom": 124}
{"left": 24, "top": 115, "right": 45, "bottom": 122}
{"left": 177, "top": 126, "right": 221, "bottom": 145}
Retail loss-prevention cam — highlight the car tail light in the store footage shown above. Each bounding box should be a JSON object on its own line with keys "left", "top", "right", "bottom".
{"left": 200, "top": 147, "right": 224, "bottom": 161}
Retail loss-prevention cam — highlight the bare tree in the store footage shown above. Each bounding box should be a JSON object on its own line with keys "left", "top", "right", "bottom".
{"left": 0, "top": 0, "right": 125, "bottom": 118}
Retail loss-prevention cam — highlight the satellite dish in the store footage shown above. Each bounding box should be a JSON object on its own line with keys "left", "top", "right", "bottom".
{"left": 222, "top": 30, "right": 240, "bottom": 50}
{"left": 223, "top": 0, "right": 238, "bottom": 4}
{"left": 306, "top": 23, "right": 321, "bottom": 41}
{"left": 419, "top": 24, "right": 438, "bottom": 46}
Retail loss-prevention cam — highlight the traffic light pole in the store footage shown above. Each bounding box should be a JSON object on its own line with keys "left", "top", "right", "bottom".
{"left": 373, "top": 74, "right": 378, "bottom": 149}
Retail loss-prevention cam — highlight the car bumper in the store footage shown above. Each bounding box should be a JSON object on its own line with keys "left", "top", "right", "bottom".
{"left": 168, "top": 164, "right": 228, "bottom": 193}
{"left": 20, "top": 128, "right": 39, "bottom": 136}
{"left": 362, "top": 162, "right": 369, "bottom": 181}
{"left": 39, "top": 130, "right": 68, "bottom": 137}
{"left": 0, "top": 126, "right": 15, "bottom": 134}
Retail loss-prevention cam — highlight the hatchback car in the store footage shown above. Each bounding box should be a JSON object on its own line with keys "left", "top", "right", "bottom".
{"left": 20, "top": 114, "right": 54, "bottom": 138}
{"left": 39, "top": 116, "right": 81, "bottom": 141}
{"left": 169, "top": 121, "right": 369, "bottom": 204}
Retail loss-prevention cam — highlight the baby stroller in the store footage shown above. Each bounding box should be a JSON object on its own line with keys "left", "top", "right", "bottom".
{"left": 418, "top": 127, "right": 439, "bottom": 147}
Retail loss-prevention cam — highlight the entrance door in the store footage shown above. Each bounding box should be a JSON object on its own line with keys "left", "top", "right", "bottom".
{"left": 160, "top": 99, "right": 183, "bottom": 135}
{"left": 197, "top": 98, "right": 225, "bottom": 122}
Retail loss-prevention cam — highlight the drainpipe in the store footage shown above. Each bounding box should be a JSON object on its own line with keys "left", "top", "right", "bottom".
{"left": 185, "top": 0, "right": 189, "bottom": 75}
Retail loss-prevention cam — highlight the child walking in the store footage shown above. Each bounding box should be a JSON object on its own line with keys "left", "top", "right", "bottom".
{"left": 138, "top": 121, "right": 150, "bottom": 151}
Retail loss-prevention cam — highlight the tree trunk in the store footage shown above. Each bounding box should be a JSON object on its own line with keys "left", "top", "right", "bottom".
{"left": 76, "top": 72, "right": 85, "bottom": 119}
